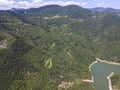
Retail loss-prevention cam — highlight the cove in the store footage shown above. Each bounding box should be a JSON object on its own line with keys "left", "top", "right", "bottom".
{"left": 90, "top": 58, "right": 120, "bottom": 90}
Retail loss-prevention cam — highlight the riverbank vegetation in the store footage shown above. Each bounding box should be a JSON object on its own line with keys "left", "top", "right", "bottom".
{"left": 111, "top": 74, "right": 120, "bottom": 90}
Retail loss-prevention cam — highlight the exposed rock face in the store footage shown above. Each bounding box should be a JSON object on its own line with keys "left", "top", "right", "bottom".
{"left": 58, "top": 81, "right": 74, "bottom": 89}
{"left": 0, "top": 39, "right": 7, "bottom": 49}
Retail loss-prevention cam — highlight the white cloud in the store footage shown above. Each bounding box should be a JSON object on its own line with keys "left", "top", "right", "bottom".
{"left": 42, "top": 1, "right": 87, "bottom": 6}
{"left": 0, "top": 0, "right": 16, "bottom": 10}
{"left": 17, "top": 1, "right": 30, "bottom": 7}
{"left": 32, "top": 0, "right": 43, "bottom": 3}
{"left": 0, "top": 0, "right": 15, "bottom": 5}
{"left": 97, "top": 2, "right": 105, "bottom": 7}
{"left": 0, "top": 0, "right": 87, "bottom": 10}
{"left": 93, "top": 0, "right": 97, "bottom": 1}
{"left": 81, "top": 2, "right": 87, "bottom": 6}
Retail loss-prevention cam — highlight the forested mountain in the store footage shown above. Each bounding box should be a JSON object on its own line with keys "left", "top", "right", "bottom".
{"left": 89, "top": 7, "right": 120, "bottom": 13}
{"left": 0, "top": 5, "right": 120, "bottom": 90}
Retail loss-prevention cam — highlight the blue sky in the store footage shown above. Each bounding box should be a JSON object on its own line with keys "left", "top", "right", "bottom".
{"left": 0, "top": 0, "right": 120, "bottom": 10}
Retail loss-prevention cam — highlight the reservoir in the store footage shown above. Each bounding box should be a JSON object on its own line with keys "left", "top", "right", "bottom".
{"left": 90, "top": 60, "right": 120, "bottom": 90}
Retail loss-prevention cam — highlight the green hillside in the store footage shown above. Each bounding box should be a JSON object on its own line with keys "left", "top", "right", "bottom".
{"left": 0, "top": 5, "right": 120, "bottom": 90}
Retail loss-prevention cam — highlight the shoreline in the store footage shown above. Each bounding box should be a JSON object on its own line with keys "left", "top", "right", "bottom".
{"left": 96, "top": 58, "right": 120, "bottom": 66}
{"left": 86, "top": 58, "right": 120, "bottom": 90}
{"left": 82, "top": 76, "right": 94, "bottom": 83}
{"left": 88, "top": 58, "right": 120, "bottom": 71}
{"left": 89, "top": 60, "right": 98, "bottom": 71}
{"left": 107, "top": 72, "right": 114, "bottom": 90}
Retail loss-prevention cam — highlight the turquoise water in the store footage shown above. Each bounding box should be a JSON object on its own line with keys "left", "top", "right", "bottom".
{"left": 90, "top": 62, "right": 120, "bottom": 90}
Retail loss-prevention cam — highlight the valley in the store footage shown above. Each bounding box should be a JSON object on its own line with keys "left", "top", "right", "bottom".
{"left": 0, "top": 5, "right": 120, "bottom": 90}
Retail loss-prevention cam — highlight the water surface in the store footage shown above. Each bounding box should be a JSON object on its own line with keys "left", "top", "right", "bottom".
{"left": 91, "top": 61, "right": 120, "bottom": 90}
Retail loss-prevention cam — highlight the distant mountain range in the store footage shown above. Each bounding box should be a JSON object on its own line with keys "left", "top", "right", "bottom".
{"left": 89, "top": 7, "right": 120, "bottom": 13}
{"left": 11, "top": 8, "right": 27, "bottom": 12}
{"left": 10, "top": 5, "right": 120, "bottom": 14}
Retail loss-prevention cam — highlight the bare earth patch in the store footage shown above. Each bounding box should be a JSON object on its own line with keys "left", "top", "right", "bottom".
{"left": 58, "top": 81, "right": 74, "bottom": 89}
{"left": 0, "top": 39, "right": 7, "bottom": 49}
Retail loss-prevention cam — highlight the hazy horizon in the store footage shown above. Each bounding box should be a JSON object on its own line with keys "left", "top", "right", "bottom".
{"left": 0, "top": 0, "right": 120, "bottom": 10}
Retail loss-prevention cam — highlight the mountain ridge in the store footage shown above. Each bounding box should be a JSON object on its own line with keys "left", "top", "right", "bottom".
{"left": 89, "top": 7, "right": 120, "bottom": 13}
{"left": 10, "top": 5, "right": 120, "bottom": 14}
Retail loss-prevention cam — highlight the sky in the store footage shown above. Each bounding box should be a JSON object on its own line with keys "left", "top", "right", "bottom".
{"left": 0, "top": 0, "right": 120, "bottom": 10}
